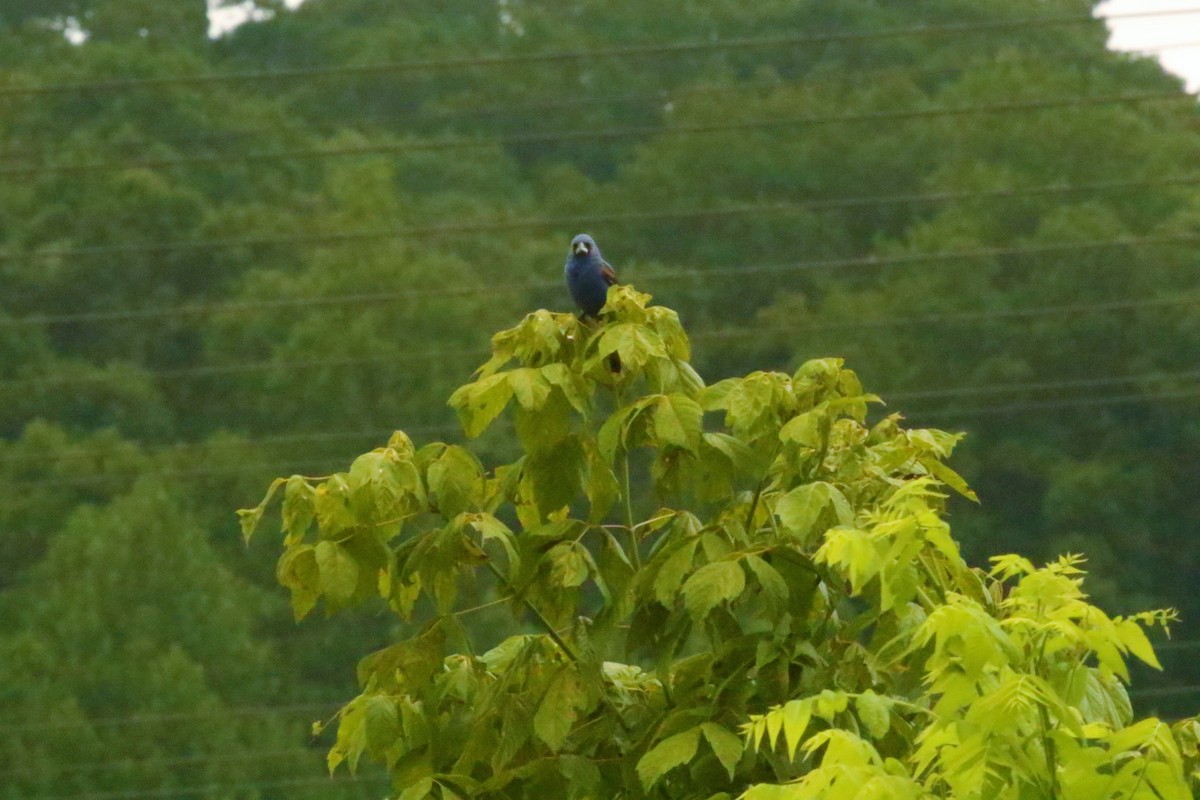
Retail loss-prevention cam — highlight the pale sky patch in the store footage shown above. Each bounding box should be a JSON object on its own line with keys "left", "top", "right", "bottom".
{"left": 208, "top": 0, "right": 305, "bottom": 38}
{"left": 1099, "top": 0, "right": 1200, "bottom": 92}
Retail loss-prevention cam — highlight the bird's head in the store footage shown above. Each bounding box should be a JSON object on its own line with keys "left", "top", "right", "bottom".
{"left": 570, "top": 233, "right": 597, "bottom": 258}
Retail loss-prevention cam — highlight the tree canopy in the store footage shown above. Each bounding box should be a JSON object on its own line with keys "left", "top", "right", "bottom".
{"left": 241, "top": 287, "right": 1198, "bottom": 799}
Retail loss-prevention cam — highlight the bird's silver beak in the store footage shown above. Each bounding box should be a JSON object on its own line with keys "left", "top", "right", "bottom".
{"left": 574, "top": 242, "right": 589, "bottom": 255}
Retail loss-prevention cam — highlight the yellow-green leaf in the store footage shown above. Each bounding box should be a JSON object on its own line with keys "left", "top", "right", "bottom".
{"left": 1115, "top": 619, "right": 1162, "bottom": 670}
{"left": 682, "top": 560, "right": 746, "bottom": 621}
{"left": 534, "top": 667, "right": 586, "bottom": 751}
{"left": 654, "top": 393, "right": 703, "bottom": 452}
{"left": 781, "top": 699, "right": 813, "bottom": 761}
{"left": 637, "top": 725, "right": 702, "bottom": 789}
{"left": 855, "top": 690, "right": 892, "bottom": 739}
{"left": 701, "top": 723, "right": 744, "bottom": 779}
{"left": 316, "top": 540, "right": 359, "bottom": 604}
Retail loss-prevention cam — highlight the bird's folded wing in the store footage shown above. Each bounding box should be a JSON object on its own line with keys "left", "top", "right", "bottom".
{"left": 601, "top": 261, "right": 619, "bottom": 285}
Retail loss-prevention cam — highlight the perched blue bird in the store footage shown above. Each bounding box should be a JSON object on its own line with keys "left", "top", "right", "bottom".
{"left": 564, "top": 233, "right": 618, "bottom": 318}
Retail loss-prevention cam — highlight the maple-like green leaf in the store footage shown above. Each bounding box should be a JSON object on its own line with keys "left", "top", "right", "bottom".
{"left": 534, "top": 667, "right": 587, "bottom": 751}
{"left": 276, "top": 544, "right": 321, "bottom": 620}
{"left": 449, "top": 371, "right": 514, "bottom": 438}
{"left": 315, "top": 540, "right": 359, "bottom": 604}
{"left": 313, "top": 475, "right": 356, "bottom": 539}
{"left": 597, "top": 322, "right": 667, "bottom": 373}
{"left": 775, "top": 481, "right": 854, "bottom": 543}
{"left": 546, "top": 541, "right": 590, "bottom": 588}
{"left": 505, "top": 367, "right": 550, "bottom": 411}
{"left": 744, "top": 554, "right": 788, "bottom": 616}
{"left": 584, "top": 441, "right": 620, "bottom": 522}
{"left": 396, "top": 777, "right": 434, "bottom": 800}
{"left": 281, "top": 475, "right": 316, "bottom": 545}
{"left": 654, "top": 393, "right": 703, "bottom": 452}
{"left": 237, "top": 476, "right": 285, "bottom": 543}
{"left": 637, "top": 725, "right": 702, "bottom": 789}
{"left": 349, "top": 450, "right": 423, "bottom": 524}
{"left": 652, "top": 538, "right": 698, "bottom": 606}
{"left": 427, "top": 445, "right": 483, "bottom": 518}
{"left": 1115, "top": 618, "right": 1163, "bottom": 670}
{"left": 855, "top": 690, "right": 892, "bottom": 739}
{"left": 682, "top": 560, "right": 746, "bottom": 621}
{"left": 701, "top": 723, "right": 744, "bottom": 779}
{"left": 364, "top": 695, "right": 400, "bottom": 757}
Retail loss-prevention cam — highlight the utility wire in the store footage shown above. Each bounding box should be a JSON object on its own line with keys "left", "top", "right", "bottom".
{"left": 6, "top": 635, "right": 1200, "bottom": 734}
{"left": 4, "top": 230, "right": 1197, "bottom": 328}
{"left": 0, "top": 747, "right": 326, "bottom": 779}
{"left": 0, "top": 68, "right": 930, "bottom": 160}
{"left": 0, "top": 429, "right": 401, "bottom": 467}
{"left": 1129, "top": 684, "right": 1200, "bottom": 699}
{"left": 1, "top": 8, "right": 1183, "bottom": 98}
{"left": 910, "top": 386, "right": 1200, "bottom": 419}
{"left": 0, "top": 426, "right": 453, "bottom": 467}
{"left": 4, "top": 385, "right": 1196, "bottom": 492}
{"left": 1, "top": 292, "right": 1196, "bottom": 390}
{"left": 2, "top": 292, "right": 1196, "bottom": 391}
{"left": 3, "top": 45, "right": 1192, "bottom": 162}
{"left": 5, "top": 91, "right": 1193, "bottom": 177}
{"left": 4, "top": 674, "right": 1199, "bottom": 787}
{"left": 3, "top": 702, "right": 340, "bottom": 733}
{"left": 3, "top": 173, "right": 1199, "bottom": 263}
{"left": 2, "top": 370, "right": 1196, "bottom": 469}
{"left": 41, "top": 774, "right": 382, "bottom": 800}
{"left": 884, "top": 369, "right": 1200, "bottom": 401}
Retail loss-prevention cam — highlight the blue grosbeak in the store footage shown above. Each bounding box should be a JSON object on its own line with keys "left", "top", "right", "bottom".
{"left": 565, "top": 234, "right": 618, "bottom": 318}
{"left": 564, "top": 234, "right": 621, "bottom": 371}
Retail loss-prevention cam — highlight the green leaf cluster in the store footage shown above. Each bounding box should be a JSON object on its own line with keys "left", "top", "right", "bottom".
{"left": 242, "top": 292, "right": 1199, "bottom": 799}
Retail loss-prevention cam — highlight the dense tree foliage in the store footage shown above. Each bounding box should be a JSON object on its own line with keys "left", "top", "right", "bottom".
{"left": 242, "top": 288, "right": 1197, "bottom": 798}
{"left": 1, "top": 0, "right": 1198, "bottom": 796}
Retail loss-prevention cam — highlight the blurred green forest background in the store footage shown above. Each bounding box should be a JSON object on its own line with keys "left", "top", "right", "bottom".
{"left": 1, "top": 0, "right": 1198, "bottom": 797}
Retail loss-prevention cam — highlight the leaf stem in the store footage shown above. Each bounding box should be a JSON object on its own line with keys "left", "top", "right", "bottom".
{"left": 744, "top": 443, "right": 781, "bottom": 531}
{"left": 1033, "top": 630, "right": 1061, "bottom": 800}
{"left": 1038, "top": 702, "right": 1061, "bottom": 800}
{"left": 622, "top": 450, "right": 641, "bottom": 569}
{"left": 484, "top": 559, "right": 578, "bottom": 662}
{"left": 484, "top": 558, "right": 635, "bottom": 733}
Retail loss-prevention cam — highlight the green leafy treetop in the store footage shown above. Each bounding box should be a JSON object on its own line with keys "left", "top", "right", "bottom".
{"left": 240, "top": 287, "right": 1200, "bottom": 799}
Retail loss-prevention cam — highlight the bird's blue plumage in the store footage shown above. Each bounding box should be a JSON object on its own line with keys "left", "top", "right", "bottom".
{"left": 565, "top": 233, "right": 618, "bottom": 317}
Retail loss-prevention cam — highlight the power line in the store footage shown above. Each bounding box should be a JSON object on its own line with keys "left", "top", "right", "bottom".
{"left": 6, "top": 91, "right": 1192, "bottom": 178}
{"left": 5, "top": 231, "right": 1197, "bottom": 328}
{"left": 1129, "top": 684, "right": 1200, "bottom": 700}
{"left": 4, "top": 383, "right": 1197, "bottom": 492}
{"left": 4, "top": 172, "right": 1199, "bottom": 263}
{"left": 42, "top": 774, "right": 382, "bottom": 800}
{"left": 2, "top": 8, "right": 1182, "bottom": 98}
{"left": 2, "top": 369, "right": 1195, "bottom": 469}
{"left": 885, "top": 369, "right": 1200, "bottom": 401}
{"left": 1156, "top": 640, "right": 1200, "bottom": 652}
{"left": 0, "top": 65, "right": 947, "bottom": 162}
{"left": 3, "top": 41, "right": 1189, "bottom": 163}
{"left": 911, "top": 386, "right": 1200, "bottom": 419}
{"left": 2, "top": 702, "right": 340, "bottom": 733}
{"left": 0, "top": 425, "right": 451, "bottom": 466}
{"left": 8, "top": 455, "right": 388, "bottom": 491}
{"left": 2, "top": 292, "right": 1196, "bottom": 390}
{"left": 0, "top": 747, "right": 324, "bottom": 779}
{"left": 0, "top": 352, "right": 485, "bottom": 386}
{"left": 4, "top": 637, "right": 1198, "bottom": 736}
